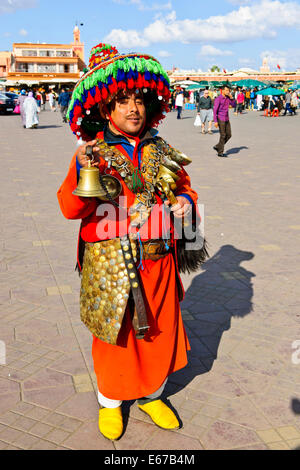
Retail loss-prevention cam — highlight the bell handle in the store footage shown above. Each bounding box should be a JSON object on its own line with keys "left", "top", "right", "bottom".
{"left": 86, "top": 145, "right": 95, "bottom": 164}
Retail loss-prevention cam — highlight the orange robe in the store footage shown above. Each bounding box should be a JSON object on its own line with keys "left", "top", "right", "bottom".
{"left": 57, "top": 133, "right": 198, "bottom": 400}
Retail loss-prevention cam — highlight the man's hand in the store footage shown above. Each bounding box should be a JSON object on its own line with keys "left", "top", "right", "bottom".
{"left": 164, "top": 196, "right": 192, "bottom": 219}
{"left": 214, "top": 122, "right": 219, "bottom": 129}
{"left": 77, "top": 140, "right": 101, "bottom": 168}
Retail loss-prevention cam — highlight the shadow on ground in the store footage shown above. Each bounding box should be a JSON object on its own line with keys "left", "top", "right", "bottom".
{"left": 163, "top": 244, "right": 255, "bottom": 401}
{"left": 226, "top": 146, "right": 249, "bottom": 156}
{"left": 291, "top": 398, "right": 300, "bottom": 450}
{"left": 38, "top": 125, "right": 63, "bottom": 129}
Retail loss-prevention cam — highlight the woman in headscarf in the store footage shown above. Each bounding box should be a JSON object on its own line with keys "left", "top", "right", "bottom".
{"left": 16, "top": 90, "right": 27, "bottom": 128}
{"left": 23, "top": 91, "right": 39, "bottom": 129}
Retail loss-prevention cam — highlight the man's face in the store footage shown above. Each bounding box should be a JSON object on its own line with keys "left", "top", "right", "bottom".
{"left": 203, "top": 91, "right": 209, "bottom": 98}
{"left": 105, "top": 91, "right": 146, "bottom": 136}
{"left": 223, "top": 87, "right": 231, "bottom": 96}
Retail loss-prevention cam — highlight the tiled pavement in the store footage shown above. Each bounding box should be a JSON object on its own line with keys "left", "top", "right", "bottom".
{"left": 0, "top": 106, "right": 300, "bottom": 450}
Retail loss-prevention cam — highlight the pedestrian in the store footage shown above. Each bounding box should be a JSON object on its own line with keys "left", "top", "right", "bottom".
{"left": 213, "top": 85, "right": 236, "bottom": 158}
{"left": 35, "top": 90, "right": 42, "bottom": 111}
{"left": 197, "top": 89, "right": 213, "bottom": 134}
{"left": 283, "top": 90, "right": 294, "bottom": 115}
{"left": 57, "top": 42, "right": 206, "bottom": 442}
{"left": 58, "top": 88, "right": 71, "bottom": 122}
{"left": 16, "top": 89, "right": 27, "bottom": 128}
{"left": 245, "top": 89, "right": 250, "bottom": 109}
{"left": 291, "top": 90, "right": 298, "bottom": 114}
{"left": 41, "top": 90, "right": 46, "bottom": 111}
{"left": 48, "top": 90, "right": 56, "bottom": 111}
{"left": 175, "top": 89, "right": 184, "bottom": 119}
{"left": 250, "top": 89, "right": 256, "bottom": 110}
{"left": 256, "top": 93, "right": 263, "bottom": 111}
{"left": 23, "top": 92, "right": 39, "bottom": 129}
{"left": 235, "top": 88, "right": 245, "bottom": 115}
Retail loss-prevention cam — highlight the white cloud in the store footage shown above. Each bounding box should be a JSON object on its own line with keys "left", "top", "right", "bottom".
{"left": 199, "top": 45, "right": 233, "bottom": 56}
{"left": 227, "top": 0, "right": 252, "bottom": 4}
{"left": 157, "top": 50, "right": 172, "bottom": 57}
{"left": 19, "top": 28, "right": 28, "bottom": 36}
{"left": 0, "top": 0, "right": 37, "bottom": 14}
{"left": 104, "top": 1, "right": 300, "bottom": 48}
{"left": 104, "top": 28, "right": 149, "bottom": 49}
{"left": 112, "top": 0, "right": 172, "bottom": 11}
{"left": 260, "top": 49, "right": 300, "bottom": 70}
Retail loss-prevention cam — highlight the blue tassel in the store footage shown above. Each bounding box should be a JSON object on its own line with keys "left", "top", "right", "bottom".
{"left": 117, "top": 69, "right": 126, "bottom": 82}
{"left": 162, "top": 204, "right": 170, "bottom": 251}
{"left": 145, "top": 71, "right": 152, "bottom": 81}
{"left": 137, "top": 232, "right": 145, "bottom": 271}
{"left": 90, "top": 86, "right": 96, "bottom": 97}
{"left": 107, "top": 75, "right": 113, "bottom": 85}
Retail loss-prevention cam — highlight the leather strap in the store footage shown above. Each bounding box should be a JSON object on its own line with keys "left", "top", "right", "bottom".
{"left": 120, "top": 236, "right": 149, "bottom": 339}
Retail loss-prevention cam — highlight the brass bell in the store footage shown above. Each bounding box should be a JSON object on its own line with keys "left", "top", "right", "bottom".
{"left": 73, "top": 161, "right": 104, "bottom": 198}
{"left": 73, "top": 146, "right": 122, "bottom": 200}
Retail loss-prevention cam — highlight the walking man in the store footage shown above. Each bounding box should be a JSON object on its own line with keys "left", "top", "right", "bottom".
{"left": 197, "top": 89, "right": 213, "bottom": 134}
{"left": 175, "top": 89, "right": 184, "bottom": 119}
{"left": 58, "top": 88, "right": 71, "bottom": 123}
{"left": 213, "top": 85, "right": 236, "bottom": 158}
{"left": 283, "top": 90, "right": 293, "bottom": 116}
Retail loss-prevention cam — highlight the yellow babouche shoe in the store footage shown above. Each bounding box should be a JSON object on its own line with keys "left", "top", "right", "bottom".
{"left": 138, "top": 400, "right": 180, "bottom": 430}
{"left": 98, "top": 406, "right": 123, "bottom": 441}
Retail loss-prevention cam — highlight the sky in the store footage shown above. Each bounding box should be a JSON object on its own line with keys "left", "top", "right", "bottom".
{"left": 1, "top": 0, "right": 300, "bottom": 72}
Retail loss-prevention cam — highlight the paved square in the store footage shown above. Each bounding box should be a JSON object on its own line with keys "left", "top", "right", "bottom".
{"left": 0, "top": 106, "right": 299, "bottom": 450}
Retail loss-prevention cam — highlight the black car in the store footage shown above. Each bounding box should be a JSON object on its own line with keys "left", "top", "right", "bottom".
{"left": 3, "top": 92, "right": 19, "bottom": 105}
{"left": 0, "top": 93, "right": 15, "bottom": 114}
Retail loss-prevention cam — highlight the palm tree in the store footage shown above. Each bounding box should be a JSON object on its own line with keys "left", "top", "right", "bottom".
{"left": 210, "top": 65, "right": 220, "bottom": 73}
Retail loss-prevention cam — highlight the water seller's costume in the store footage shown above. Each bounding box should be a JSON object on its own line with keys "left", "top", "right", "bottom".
{"left": 57, "top": 43, "right": 206, "bottom": 440}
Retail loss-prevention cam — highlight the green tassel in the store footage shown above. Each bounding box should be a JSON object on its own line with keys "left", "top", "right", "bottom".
{"left": 132, "top": 168, "right": 144, "bottom": 193}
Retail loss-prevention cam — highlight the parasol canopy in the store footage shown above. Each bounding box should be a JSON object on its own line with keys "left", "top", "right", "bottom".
{"left": 230, "top": 79, "right": 267, "bottom": 88}
{"left": 257, "top": 87, "right": 285, "bottom": 96}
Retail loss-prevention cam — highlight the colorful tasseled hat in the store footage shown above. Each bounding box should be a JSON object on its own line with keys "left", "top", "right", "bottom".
{"left": 67, "top": 43, "right": 171, "bottom": 141}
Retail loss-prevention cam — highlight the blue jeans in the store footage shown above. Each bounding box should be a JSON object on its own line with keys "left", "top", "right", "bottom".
{"left": 177, "top": 106, "right": 182, "bottom": 119}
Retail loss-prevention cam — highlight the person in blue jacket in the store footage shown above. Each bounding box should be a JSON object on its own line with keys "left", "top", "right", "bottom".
{"left": 58, "top": 88, "right": 71, "bottom": 122}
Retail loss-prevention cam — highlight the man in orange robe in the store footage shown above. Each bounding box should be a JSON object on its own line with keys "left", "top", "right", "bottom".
{"left": 57, "top": 43, "right": 199, "bottom": 441}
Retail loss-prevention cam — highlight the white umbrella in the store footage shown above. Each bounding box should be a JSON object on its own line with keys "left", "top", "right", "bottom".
{"left": 172, "top": 80, "right": 200, "bottom": 86}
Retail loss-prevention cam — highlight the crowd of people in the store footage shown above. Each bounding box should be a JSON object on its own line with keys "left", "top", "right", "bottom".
{"left": 169, "top": 83, "right": 299, "bottom": 158}
{"left": 8, "top": 87, "right": 72, "bottom": 129}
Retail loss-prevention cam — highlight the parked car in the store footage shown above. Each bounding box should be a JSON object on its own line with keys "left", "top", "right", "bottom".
{"left": 3, "top": 92, "right": 19, "bottom": 105}
{"left": 0, "top": 93, "right": 15, "bottom": 114}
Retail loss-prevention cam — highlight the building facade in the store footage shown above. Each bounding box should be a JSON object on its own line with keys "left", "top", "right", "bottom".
{"left": 6, "top": 26, "right": 85, "bottom": 85}
{"left": 169, "top": 58, "right": 300, "bottom": 84}
{"left": 0, "top": 52, "right": 11, "bottom": 78}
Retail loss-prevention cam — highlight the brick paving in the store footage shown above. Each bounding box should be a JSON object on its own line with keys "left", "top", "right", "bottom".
{"left": 0, "top": 106, "right": 300, "bottom": 450}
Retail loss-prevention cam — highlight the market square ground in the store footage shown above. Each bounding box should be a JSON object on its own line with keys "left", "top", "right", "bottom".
{"left": 0, "top": 106, "right": 299, "bottom": 450}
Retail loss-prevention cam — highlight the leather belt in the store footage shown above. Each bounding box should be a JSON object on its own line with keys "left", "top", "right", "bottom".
{"left": 120, "top": 236, "right": 150, "bottom": 340}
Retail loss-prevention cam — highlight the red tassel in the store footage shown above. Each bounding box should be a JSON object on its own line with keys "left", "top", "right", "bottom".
{"left": 157, "top": 79, "right": 164, "bottom": 91}
{"left": 84, "top": 92, "right": 95, "bottom": 109}
{"left": 74, "top": 105, "right": 82, "bottom": 117}
{"left": 142, "top": 77, "right": 150, "bottom": 88}
{"left": 101, "top": 87, "right": 108, "bottom": 100}
{"left": 127, "top": 78, "right": 135, "bottom": 89}
{"left": 95, "top": 86, "right": 102, "bottom": 102}
{"left": 117, "top": 80, "right": 126, "bottom": 90}
{"left": 109, "top": 78, "right": 118, "bottom": 94}
{"left": 136, "top": 73, "right": 144, "bottom": 88}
